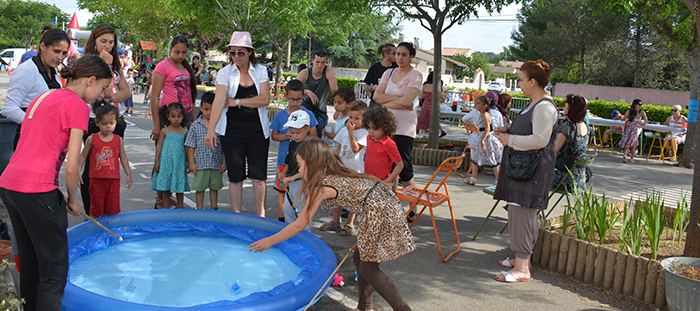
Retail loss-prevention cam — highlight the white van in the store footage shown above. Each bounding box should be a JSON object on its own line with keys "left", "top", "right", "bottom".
{"left": 0, "top": 48, "right": 29, "bottom": 69}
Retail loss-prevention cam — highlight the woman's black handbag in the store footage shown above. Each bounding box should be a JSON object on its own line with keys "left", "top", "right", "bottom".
{"left": 505, "top": 147, "right": 541, "bottom": 181}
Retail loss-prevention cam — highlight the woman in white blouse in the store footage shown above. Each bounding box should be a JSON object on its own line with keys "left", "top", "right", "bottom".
{"left": 1, "top": 27, "right": 69, "bottom": 149}
{"left": 206, "top": 31, "right": 270, "bottom": 217}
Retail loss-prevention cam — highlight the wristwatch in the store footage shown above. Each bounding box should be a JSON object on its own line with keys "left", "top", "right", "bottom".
{"left": 235, "top": 99, "right": 241, "bottom": 108}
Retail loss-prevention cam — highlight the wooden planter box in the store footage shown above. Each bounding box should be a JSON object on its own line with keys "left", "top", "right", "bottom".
{"left": 534, "top": 212, "right": 666, "bottom": 309}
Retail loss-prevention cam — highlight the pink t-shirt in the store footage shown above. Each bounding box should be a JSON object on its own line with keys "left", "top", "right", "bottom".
{"left": 0, "top": 89, "right": 89, "bottom": 193}
{"left": 154, "top": 59, "right": 193, "bottom": 113}
{"left": 379, "top": 68, "right": 423, "bottom": 138}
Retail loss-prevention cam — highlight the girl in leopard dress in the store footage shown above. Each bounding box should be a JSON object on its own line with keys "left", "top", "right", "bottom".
{"left": 250, "top": 138, "right": 414, "bottom": 311}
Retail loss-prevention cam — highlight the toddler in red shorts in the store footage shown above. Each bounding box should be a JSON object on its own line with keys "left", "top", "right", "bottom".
{"left": 79, "top": 101, "right": 133, "bottom": 217}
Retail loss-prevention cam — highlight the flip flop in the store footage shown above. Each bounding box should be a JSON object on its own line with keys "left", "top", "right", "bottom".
{"left": 495, "top": 271, "right": 530, "bottom": 283}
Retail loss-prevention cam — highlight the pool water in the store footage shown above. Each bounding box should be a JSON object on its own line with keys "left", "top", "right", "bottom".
{"left": 69, "top": 235, "right": 303, "bottom": 308}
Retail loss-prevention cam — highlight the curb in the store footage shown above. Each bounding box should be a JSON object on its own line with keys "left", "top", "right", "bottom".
{"left": 324, "top": 287, "right": 358, "bottom": 310}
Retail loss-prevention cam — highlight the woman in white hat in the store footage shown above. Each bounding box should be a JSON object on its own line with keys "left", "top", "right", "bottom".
{"left": 206, "top": 31, "right": 270, "bottom": 217}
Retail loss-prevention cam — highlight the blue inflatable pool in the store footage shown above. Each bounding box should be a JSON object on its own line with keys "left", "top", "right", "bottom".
{"left": 62, "top": 210, "right": 337, "bottom": 311}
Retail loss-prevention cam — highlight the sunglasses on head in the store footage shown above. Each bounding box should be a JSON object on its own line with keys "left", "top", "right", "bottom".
{"left": 229, "top": 50, "right": 247, "bottom": 58}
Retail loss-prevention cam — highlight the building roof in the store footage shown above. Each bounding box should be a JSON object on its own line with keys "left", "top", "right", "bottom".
{"left": 415, "top": 48, "right": 468, "bottom": 67}
{"left": 498, "top": 60, "right": 524, "bottom": 68}
{"left": 442, "top": 47, "right": 472, "bottom": 57}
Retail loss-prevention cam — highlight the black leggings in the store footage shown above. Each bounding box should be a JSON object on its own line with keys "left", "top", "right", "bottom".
{"left": 0, "top": 188, "right": 68, "bottom": 311}
{"left": 353, "top": 249, "right": 411, "bottom": 311}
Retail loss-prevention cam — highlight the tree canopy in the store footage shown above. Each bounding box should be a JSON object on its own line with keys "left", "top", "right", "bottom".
{"left": 0, "top": 0, "right": 68, "bottom": 49}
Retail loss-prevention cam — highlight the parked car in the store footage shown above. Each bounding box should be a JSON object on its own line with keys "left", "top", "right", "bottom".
{"left": 0, "top": 48, "right": 29, "bottom": 70}
{"left": 488, "top": 81, "right": 507, "bottom": 93}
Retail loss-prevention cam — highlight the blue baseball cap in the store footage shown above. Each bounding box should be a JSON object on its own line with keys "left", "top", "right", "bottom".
{"left": 612, "top": 110, "right": 620, "bottom": 117}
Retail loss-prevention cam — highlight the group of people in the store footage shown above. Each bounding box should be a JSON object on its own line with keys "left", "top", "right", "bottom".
{"left": 0, "top": 22, "right": 689, "bottom": 311}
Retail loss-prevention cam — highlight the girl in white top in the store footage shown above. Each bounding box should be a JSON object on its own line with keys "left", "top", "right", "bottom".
{"left": 372, "top": 42, "right": 423, "bottom": 189}
{"left": 206, "top": 31, "right": 270, "bottom": 217}
{"left": 1, "top": 26, "right": 69, "bottom": 149}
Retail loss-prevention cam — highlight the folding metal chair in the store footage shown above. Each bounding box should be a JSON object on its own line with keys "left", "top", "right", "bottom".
{"left": 396, "top": 153, "right": 466, "bottom": 262}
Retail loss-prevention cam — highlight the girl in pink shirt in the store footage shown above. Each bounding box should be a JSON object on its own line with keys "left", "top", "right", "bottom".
{"left": 0, "top": 55, "right": 113, "bottom": 311}
{"left": 150, "top": 35, "right": 198, "bottom": 139}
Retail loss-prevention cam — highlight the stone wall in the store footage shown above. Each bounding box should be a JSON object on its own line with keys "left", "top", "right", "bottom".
{"left": 553, "top": 83, "right": 690, "bottom": 107}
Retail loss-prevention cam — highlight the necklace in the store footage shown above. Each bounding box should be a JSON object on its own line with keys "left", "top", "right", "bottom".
{"left": 393, "top": 67, "right": 412, "bottom": 82}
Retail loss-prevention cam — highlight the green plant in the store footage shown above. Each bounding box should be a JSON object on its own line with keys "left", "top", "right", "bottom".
{"left": 564, "top": 174, "right": 589, "bottom": 241}
{"left": 618, "top": 198, "right": 644, "bottom": 256}
{"left": 639, "top": 189, "right": 666, "bottom": 260}
{"left": 337, "top": 77, "right": 362, "bottom": 90}
{"left": 587, "top": 190, "right": 617, "bottom": 245}
{"left": 0, "top": 286, "right": 23, "bottom": 311}
{"left": 282, "top": 72, "right": 298, "bottom": 80}
{"left": 672, "top": 190, "right": 690, "bottom": 246}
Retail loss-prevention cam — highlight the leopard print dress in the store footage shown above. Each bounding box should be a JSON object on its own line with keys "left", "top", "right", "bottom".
{"left": 322, "top": 175, "right": 415, "bottom": 263}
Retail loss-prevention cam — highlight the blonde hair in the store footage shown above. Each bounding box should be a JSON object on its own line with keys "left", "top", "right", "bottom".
{"left": 296, "top": 139, "right": 380, "bottom": 219}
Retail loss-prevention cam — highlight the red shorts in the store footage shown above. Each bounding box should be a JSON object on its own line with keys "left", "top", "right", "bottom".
{"left": 89, "top": 178, "right": 121, "bottom": 217}
{"left": 273, "top": 165, "right": 287, "bottom": 192}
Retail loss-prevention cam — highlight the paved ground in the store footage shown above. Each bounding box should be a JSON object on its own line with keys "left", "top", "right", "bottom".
{"left": 0, "top": 71, "right": 691, "bottom": 310}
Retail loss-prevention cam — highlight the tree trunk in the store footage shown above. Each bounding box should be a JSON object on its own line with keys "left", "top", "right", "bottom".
{"left": 682, "top": 20, "right": 700, "bottom": 257}
{"left": 275, "top": 46, "right": 285, "bottom": 100}
{"left": 428, "top": 32, "right": 443, "bottom": 149}
{"left": 197, "top": 47, "right": 208, "bottom": 72}
{"left": 680, "top": 45, "right": 700, "bottom": 169}
{"left": 633, "top": 22, "right": 642, "bottom": 86}
{"left": 580, "top": 45, "right": 586, "bottom": 82}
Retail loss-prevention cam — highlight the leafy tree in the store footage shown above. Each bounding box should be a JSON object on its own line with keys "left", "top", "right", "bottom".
{"left": 376, "top": 0, "right": 519, "bottom": 148}
{"left": 453, "top": 53, "right": 493, "bottom": 81}
{"left": 596, "top": 0, "right": 700, "bottom": 257}
{"left": 511, "top": 0, "right": 626, "bottom": 83}
{"left": 0, "top": 0, "right": 68, "bottom": 49}
{"left": 78, "top": 0, "right": 179, "bottom": 58}
{"left": 326, "top": 13, "right": 400, "bottom": 68}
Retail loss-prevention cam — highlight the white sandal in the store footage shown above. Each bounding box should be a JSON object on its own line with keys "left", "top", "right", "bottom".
{"left": 464, "top": 176, "right": 476, "bottom": 185}
{"left": 499, "top": 257, "right": 514, "bottom": 268}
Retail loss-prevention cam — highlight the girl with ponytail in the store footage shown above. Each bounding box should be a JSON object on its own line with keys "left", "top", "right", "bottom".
{"left": 0, "top": 54, "right": 113, "bottom": 310}
{"left": 150, "top": 35, "right": 198, "bottom": 140}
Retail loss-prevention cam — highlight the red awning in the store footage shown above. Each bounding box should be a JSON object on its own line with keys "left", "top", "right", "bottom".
{"left": 139, "top": 40, "right": 157, "bottom": 51}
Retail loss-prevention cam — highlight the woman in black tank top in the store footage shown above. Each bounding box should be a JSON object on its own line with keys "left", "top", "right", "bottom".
{"left": 205, "top": 31, "right": 271, "bottom": 217}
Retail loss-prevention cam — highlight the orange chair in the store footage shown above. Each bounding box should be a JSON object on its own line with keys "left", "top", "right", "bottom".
{"left": 396, "top": 153, "right": 466, "bottom": 262}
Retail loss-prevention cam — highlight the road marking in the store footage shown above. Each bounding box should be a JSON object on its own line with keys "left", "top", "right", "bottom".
{"left": 183, "top": 196, "right": 196, "bottom": 208}
{"left": 139, "top": 173, "right": 148, "bottom": 179}
{"left": 129, "top": 162, "right": 154, "bottom": 167}
{"left": 324, "top": 287, "right": 358, "bottom": 310}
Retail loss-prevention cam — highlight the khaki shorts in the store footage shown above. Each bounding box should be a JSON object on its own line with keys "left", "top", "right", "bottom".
{"left": 191, "top": 169, "right": 224, "bottom": 192}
